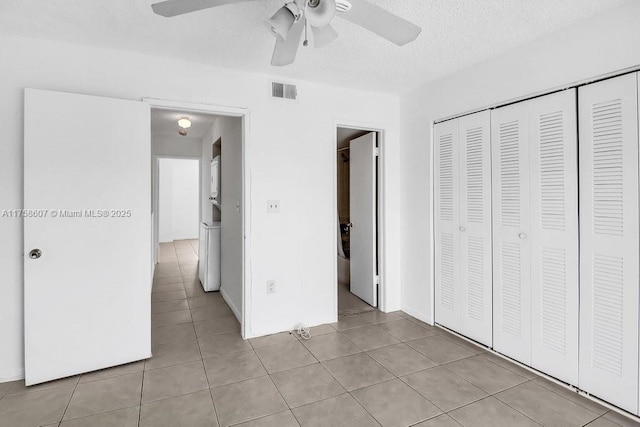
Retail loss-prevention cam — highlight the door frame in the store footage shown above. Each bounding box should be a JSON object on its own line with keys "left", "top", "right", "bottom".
{"left": 145, "top": 98, "right": 251, "bottom": 339}
{"left": 333, "top": 120, "right": 387, "bottom": 318}
{"left": 152, "top": 155, "right": 202, "bottom": 265}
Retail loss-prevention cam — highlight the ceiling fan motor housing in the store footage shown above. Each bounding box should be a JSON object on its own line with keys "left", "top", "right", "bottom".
{"left": 305, "top": 0, "right": 336, "bottom": 27}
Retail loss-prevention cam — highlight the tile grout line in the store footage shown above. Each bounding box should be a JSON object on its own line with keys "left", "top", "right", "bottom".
{"left": 141, "top": 241, "right": 180, "bottom": 426}
{"left": 57, "top": 376, "right": 81, "bottom": 425}
{"left": 137, "top": 371, "right": 143, "bottom": 427}
{"left": 318, "top": 350, "right": 394, "bottom": 426}
{"left": 191, "top": 302, "right": 222, "bottom": 427}
{"left": 445, "top": 394, "right": 544, "bottom": 427}
{"left": 395, "top": 360, "right": 544, "bottom": 424}
{"left": 491, "top": 379, "right": 602, "bottom": 426}
{"left": 241, "top": 346, "right": 294, "bottom": 425}
{"left": 174, "top": 240, "right": 234, "bottom": 427}
{"left": 55, "top": 403, "right": 142, "bottom": 426}
{"left": 346, "top": 389, "right": 384, "bottom": 427}
{"left": 532, "top": 378, "right": 612, "bottom": 416}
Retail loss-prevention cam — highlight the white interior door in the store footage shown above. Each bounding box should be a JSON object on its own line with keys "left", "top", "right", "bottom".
{"left": 349, "top": 132, "right": 377, "bottom": 307}
{"left": 529, "top": 89, "right": 579, "bottom": 386}
{"left": 579, "top": 73, "right": 639, "bottom": 413}
{"left": 434, "top": 119, "right": 461, "bottom": 332}
{"left": 491, "top": 102, "right": 532, "bottom": 365}
{"left": 458, "top": 111, "right": 492, "bottom": 347}
{"left": 24, "top": 89, "right": 151, "bottom": 385}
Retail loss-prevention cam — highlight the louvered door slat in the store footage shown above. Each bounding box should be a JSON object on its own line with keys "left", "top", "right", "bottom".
{"left": 434, "top": 119, "right": 460, "bottom": 332}
{"left": 529, "top": 89, "right": 579, "bottom": 386}
{"left": 491, "top": 102, "right": 531, "bottom": 365}
{"left": 459, "top": 110, "right": 492, "bottom": 346}
{"left": 579, "top": 73, "right": 639, "bottom": 414}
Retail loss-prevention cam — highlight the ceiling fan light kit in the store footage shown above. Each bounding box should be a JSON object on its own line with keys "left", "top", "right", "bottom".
{"left": 151, "top": 0, "right": 421, "bottom": 66}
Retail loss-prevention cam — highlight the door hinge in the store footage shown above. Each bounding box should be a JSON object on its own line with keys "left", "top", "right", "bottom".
{"left": 374, "top": 275, "right": 380, "bottom": 285}
{"left": 374, "top": 147, "right": 380, "bottom": 156}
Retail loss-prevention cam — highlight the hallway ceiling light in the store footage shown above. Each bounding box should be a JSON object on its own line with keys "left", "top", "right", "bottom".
{"left": 178, "top": 117, "right": 192, "bottom": 129}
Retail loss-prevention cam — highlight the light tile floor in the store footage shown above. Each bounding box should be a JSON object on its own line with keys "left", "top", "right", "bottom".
{"left": 338, "top": 281, "right": 376, "bottom": 316}
{"left": 1, "top": 240, "right": 640, "bottom": 426}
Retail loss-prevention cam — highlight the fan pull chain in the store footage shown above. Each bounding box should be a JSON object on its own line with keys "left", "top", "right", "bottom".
{"left": 303, "top": 18, "right": 309, "bottom": 47}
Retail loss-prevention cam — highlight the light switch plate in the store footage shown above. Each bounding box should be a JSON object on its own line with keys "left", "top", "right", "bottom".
{"left": 267, "top": 200, "right": 280, "bottom": 213}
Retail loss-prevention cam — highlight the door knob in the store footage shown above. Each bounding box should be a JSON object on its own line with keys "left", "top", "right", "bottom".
{"left": 29, "top": 249, "right": 42, "bottom": 259}
{"left": 519, "top": 233, "right": 527, "bottom": 240}
{"left": 459, "top": 226, "right": 466, "bottom": 232}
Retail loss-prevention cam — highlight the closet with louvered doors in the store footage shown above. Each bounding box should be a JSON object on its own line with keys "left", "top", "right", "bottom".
{"left": 434, "top": 111, "right": 493, "bottom": 347}
{"left": 492, "top": 89, "right": 579, "bottom": 385}
{"left": 578, "top": 73, "right": 639, "bottom": 414}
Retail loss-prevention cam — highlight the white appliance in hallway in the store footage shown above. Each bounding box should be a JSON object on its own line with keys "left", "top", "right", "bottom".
{"left": 199, "top": 221, "right": 221, "bottom": 292}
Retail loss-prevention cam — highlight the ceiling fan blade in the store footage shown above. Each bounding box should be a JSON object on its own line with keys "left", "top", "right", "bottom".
{"left": 151, "top": 0, "right": 256, "bottom": 17}
{"left": 338, "top": 0, "right": 421, "bottom": 46}
{"left": 271, "top": 19, "right": 305, "bottom": 66}
{"left": 311, "top": 24, "right": 338, "bottom": 48}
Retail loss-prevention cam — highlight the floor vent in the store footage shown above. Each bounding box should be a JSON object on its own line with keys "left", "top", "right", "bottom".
{"left": 272, "top": 82, "right": 297, "bottom": 100}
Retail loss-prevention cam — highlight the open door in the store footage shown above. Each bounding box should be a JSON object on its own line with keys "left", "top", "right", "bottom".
{"left": 349, "top": 132, "right": 377, "bottom": 307}
{"left": 24, "top": 89, "right": 151, "bottom": 385}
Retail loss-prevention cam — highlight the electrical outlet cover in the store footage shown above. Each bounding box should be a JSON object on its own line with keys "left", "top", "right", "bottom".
{"left": 267, "top": 200, "right": 280, "bottom": 213}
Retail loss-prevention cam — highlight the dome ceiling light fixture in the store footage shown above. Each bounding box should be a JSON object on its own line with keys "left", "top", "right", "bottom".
{"left": 151, "top": 0, "right": 421, "bottom": 67}
{"left": 178, "top": 117, "right": 192, "bottom": 129}
{"left": 177, "top": 117, "right": 191, "bottom": 136}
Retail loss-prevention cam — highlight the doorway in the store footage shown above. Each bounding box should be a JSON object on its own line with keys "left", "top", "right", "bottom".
{"left": 149, "top": 104, "right": 246, "bottom": 334}
{"left": 158, "top": 157, "right": 200, "bottom": 251}
{"left": 336, "top": 126, "right": 382, "bottom": 316}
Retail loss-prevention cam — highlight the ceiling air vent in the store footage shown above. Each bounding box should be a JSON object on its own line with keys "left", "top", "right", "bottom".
{"left": 272, "top": 82, "right": 297, "bottom": 100}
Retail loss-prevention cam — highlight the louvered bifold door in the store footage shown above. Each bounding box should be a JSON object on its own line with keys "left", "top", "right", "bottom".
{"left": 435, "top": 119, "right": 461, "bottom": 332}
{"left": 528, "top": 89, "right": 579, "bottom": 386}
{"left": 458, "top": 111, "right": 493, "bottom": 346}
{"left": 491, "top": 102, "right": 532, "bottom": 365}
{"left": 579, "top": 73, "right": 639, "bottom": 413}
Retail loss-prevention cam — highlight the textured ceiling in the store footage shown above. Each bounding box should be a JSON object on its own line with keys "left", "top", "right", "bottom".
{"left": 0, "top": 0, "right": 630, "bottom": 93}
{"left": 151, "top": 109, "right": 218, "bottom": 138}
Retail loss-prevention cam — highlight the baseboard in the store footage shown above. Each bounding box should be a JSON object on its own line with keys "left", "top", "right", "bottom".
{"left": 401, "top": 306, "right": 434, "bottom": 326}
{"left": 220, "top": 287, "right": 241, "bottom": 322}
{"left": 0, "top": 371, "right": 25, "bottom": 383}
{"left": 243, "top": 316, "right": 336, "bottom": 340}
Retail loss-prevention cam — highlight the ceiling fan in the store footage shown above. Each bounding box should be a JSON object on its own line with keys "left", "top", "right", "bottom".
{"left": 151, "top": 0, "right": 421, "bottom": 66}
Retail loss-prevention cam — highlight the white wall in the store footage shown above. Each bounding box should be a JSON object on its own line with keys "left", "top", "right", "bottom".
{"left": 152, "top": 135, "right": 203, "bottom": 158}
{"left": 217, "top": 117, "right": 243, "bottom": 319}
{"left": 0, "top": 34, "right": 401, "bottom": 381}
{"left": 158, "top": 159, "right": 174, "bottom": 243}
{"left": 158, "top": 158, "right": 200, "bottom": 242}
{"left": 399, "top": 2, "right": 640, "bottom": 323}
{"left": 151, "top": 135, "right": 204, "bottom": 262}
